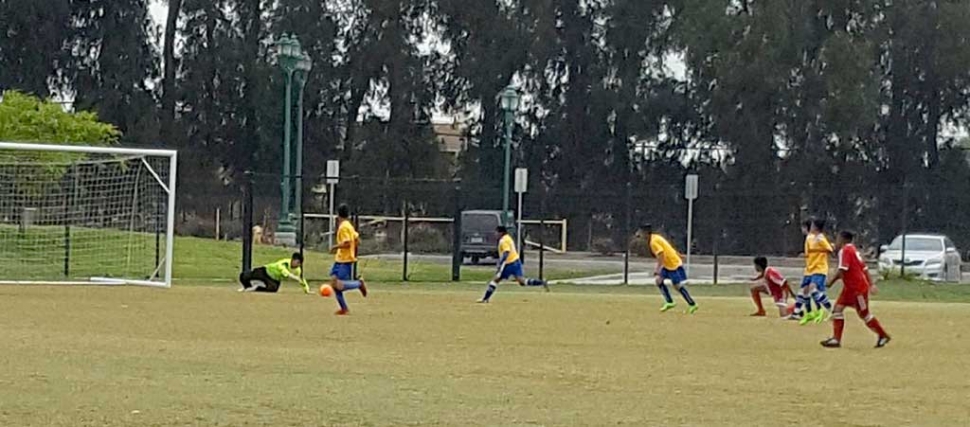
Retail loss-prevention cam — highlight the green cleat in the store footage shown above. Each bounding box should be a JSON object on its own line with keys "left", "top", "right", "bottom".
{"left": 799, "top": 312, "right": 815, "bottom": 326}
{"left": 687, "top": 305, "right": 699, "bottom": 315}
{"left": 814, "top": 310, "right": 827, "bottom": 324}
{"left": 660, "top": 302, "right": 677, "bottom": 312}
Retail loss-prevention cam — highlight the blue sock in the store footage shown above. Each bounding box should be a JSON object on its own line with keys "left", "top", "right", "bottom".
{"left": 677, "top": 285, "right": 696, "bottom": 306}
{"left": 525, "top": 278, "right": 545, "bottom": 287}
{"left": 335, "top": 291, "right": 348, "bottom": 311}
{"left": 794, "top": 295, "right": 808, "bottom": 317}
{"left": 482, "top": 282, "right": 497, "bottom": 301}
{"left": 657, "top": 283, "right": 674, "bottom": 304}
{"left": 342, "top": 280, "right": 361, "bottom": 291}
{"left": 812, "top": 291, "right": 832, "bottom": 310}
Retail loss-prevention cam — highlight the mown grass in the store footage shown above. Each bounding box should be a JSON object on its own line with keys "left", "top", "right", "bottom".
{"left": 1, "top": 284, "right": 968, "bottom": 426}
{"left": 0, "top": 226, "right": 611, "bottom": 284}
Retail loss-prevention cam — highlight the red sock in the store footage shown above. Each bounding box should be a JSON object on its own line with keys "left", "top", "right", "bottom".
{"left": 866, "top": 318, "right": 888, "bottom": 338}
{"left": 833, "top": 318, "right": 845, "bottom": 341}
{"left": 750, "top": 290, "right": 765, "bottom": 313}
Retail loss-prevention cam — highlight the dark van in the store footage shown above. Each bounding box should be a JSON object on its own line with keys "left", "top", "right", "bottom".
{"left": 460, "top": 210, "right": 503, "bottom": 264}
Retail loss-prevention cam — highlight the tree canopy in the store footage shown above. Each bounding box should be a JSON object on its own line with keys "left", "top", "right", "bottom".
{"left": 2, "top": 0, "right": 970, "bottom": 253}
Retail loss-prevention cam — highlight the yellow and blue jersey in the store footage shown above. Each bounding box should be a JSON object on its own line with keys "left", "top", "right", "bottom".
{"left": 650, "top": 234, "right": 683, "bottom": 271}
{"left": 498, "top": 234, "right": 519, "bottom": 264}
{"left": 335, "top": 220, "right": 359, "bottom": 263}
{"left": 804, "top": 233, "right": 833, "bottom": 276}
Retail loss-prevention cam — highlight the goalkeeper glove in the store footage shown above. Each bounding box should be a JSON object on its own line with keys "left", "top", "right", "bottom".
{"left": 301, "top": 280, "right": 310, "bottom": 294}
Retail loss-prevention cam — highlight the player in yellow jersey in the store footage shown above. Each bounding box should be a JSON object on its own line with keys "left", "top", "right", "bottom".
{"left": 639, "top": 224, "right": 698, "bottom": 314}
{"left": 791, "top": 218, "right": 834, "bottom": 324}
{"left": 478, "top": 225, "right": 548, "bottom": 303}
{"left": 327, "top": 204, "right": 367, "bottom": 315}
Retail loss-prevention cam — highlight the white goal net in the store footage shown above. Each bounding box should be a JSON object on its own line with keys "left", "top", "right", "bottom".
{"left": 0, "top": 142, "right": 177, "bottom": 287}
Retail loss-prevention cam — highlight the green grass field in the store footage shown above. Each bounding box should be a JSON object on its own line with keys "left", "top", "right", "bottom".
{"left": 3, "top": 233, "right": 970, "bottom": 426}
{"left": 2, "top": 282, "right": 970, "bottom": 426}
{"left": 1, "top": 227, "right": 611, "bottom": 284}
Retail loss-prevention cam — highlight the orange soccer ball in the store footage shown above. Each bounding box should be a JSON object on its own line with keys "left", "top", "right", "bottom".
{"left": 319, "top": 284, "right": 334, "bottom": 298}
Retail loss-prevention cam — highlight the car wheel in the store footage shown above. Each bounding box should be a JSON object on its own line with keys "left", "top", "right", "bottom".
{"left": 471, "top": 256, "right": 481, "bottom": 265}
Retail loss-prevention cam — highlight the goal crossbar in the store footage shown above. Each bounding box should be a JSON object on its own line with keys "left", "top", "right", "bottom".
{"left": 0, "top": 142, "right": 178, "bottom": 287}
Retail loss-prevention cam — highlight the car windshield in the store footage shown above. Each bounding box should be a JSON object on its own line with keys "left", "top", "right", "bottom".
{"left": 463, "top": 213, "right": 499, "bottom": 231}
{"left": 887, "top": 237, "right": 942, "bottom": 252}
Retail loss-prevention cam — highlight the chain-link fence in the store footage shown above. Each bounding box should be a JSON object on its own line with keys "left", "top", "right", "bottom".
{"left": 175, "top": 168, "right": 970, "bottom": 284}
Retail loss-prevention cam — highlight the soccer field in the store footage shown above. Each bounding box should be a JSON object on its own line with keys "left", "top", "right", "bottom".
{"left": 2, "top": 284, "right": 969, "bottom": 426}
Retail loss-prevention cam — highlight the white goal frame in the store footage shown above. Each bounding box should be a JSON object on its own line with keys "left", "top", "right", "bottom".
{"left": 0, "top": 142, "right": 178, "bottom": 287}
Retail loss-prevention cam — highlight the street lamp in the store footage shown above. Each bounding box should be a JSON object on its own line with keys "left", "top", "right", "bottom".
{"left": 274, "top": 34, "right": 312, "bottom": 246}
{"left": 498, "top": 85, "right": 521, "bottom": 226}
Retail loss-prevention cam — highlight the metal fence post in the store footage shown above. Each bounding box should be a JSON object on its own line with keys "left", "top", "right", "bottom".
{"left": 539, "top": 184, "right": 546, "bottom": 281}
{"left": 623, "top": 181, "right": 632, "bottom": 286}
{"left": 241, "top": 170, "right": 254, "bottom": 273}
{"left": 901, "top": 181, "right": 909, "bottom": 277}
{"left": 452, "top": 181, "right": 462, "bottom": 282}
{"left": 403, "top": 202, "right": 410, "bottom": 282}
{"left": 353, "top": 211, "right": 360, "bottom": 280}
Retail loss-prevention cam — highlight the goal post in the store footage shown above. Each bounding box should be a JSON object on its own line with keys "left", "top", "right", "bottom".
{"left": 0, "top": 142, "right": 177, "bottom": 287}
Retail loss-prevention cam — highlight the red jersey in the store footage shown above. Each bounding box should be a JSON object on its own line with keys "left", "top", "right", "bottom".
{"left": 764, "top": 267, "right": 786, "bottom": 291}
{"left": 838, "top": 244, "right": 870, "bottom": 293}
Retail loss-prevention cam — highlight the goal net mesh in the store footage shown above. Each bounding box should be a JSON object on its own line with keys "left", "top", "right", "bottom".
{"left": 0, "top": 148, "right": 173, "bottom": 285}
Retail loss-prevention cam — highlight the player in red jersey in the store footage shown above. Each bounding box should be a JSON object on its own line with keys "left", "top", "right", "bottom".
{"left": 821, "top": 231, "right": 891, "bottom": 348}
{"left": 749, "top": 257, "right": 794, "bottom": 317}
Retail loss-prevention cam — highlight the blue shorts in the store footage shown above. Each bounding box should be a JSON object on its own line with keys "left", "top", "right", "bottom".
{"left": 499, "top": 260, "right": 524, "bottom": 280}
{"left": 660, "top": 267, "right": 688, "bottom": 285}
{"left": 330, "top": 263, "right": 353, "bottom": 281}
{"left": 801, "top": 274, "right": 827, "bottom": 292}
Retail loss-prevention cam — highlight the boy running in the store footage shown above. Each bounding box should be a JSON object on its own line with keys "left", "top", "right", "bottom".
{"left": 792, "top": 218, "right": 834, "bottom": 324}
{"left": 821, "top": 231, "right": 891, "bottom": 348}
{"left": 238, "top": 253, "right": 309, "bottom": 293}
{"left": 478, "top": 225, "right": 548, "bottom": 303}
{"left": 638, "top": 224, "right": 698, "bottom": 314}
{"left": 749, "top": 256, "right": 794, "bottom": 317}
{"left": 328, "top": 204, "right": 367, "bottom": 315}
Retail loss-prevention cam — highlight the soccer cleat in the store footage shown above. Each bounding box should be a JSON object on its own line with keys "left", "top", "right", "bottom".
{"left": 687, "top": 305, "right": 699, "bottom": 315}
{"left": 786, "top": 314, "right": 802, "bottom": 321}
{"left": 750, "top": 311, "right": 767, "bottom": 317}
{"left": 477, "top": 299, "right": 489, "bottom": 304}
{"left": 359, "top": 278, "right": 368, "bottom": 297}
{"left": 875, "top": 336, "right": 892, "bottom": 348}
{"left": 814, "top": 310, "right": 827, "bottom": 324}
{"left": 334, "top": 309, "right": 350, "bottom": 316}
{"left": 820, "top": 338, "right": 841, "bottom": 348}
{"left": 799, "top": 313, "right": 815, "bottom": 326}
{"left": 660, "top": 302, "right": 677, "bottom": 312}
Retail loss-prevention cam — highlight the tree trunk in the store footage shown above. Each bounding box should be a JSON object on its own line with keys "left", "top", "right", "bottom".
{"left": 161, "top": 0, "right": 182, "bottom": 145}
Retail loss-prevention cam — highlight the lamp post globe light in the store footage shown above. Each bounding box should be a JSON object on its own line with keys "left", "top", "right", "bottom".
{"left": 498, "top": 85, "right": 521, "bottom": 227}
{"left": 274, "top": 34, "right": 312, "bottom": 246}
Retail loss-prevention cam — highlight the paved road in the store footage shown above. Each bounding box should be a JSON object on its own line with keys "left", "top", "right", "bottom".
{"left": 364, "top": 253, "right": 970, "bottom": 284}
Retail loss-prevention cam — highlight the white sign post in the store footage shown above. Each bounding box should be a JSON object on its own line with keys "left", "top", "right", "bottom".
{"left": 514, "top": 168, "right": 528, "bottom": 250}
{"left": 327, "top": 160, "right": 340, "bottom": 246}
{"left": 685, "top": 174, "right": 699, "bottom": 276}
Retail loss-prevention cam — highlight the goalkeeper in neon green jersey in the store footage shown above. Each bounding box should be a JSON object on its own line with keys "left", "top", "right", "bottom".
{"left": 238, "top": 252, "right": 309, "bottom": 293}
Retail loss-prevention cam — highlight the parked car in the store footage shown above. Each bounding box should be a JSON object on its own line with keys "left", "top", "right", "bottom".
{"left": 459, "top": 210, "right": 502, "bottom": 265}
{"left": 878, "top": 234, "right": 962, "bottom": 282}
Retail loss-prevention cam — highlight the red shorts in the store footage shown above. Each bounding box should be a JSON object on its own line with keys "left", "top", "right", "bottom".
{"left": 837, "top": 290, "right": 870, "bottom": 316}
{"left": 759, "top": 282, "right": 786, "bottom": 306}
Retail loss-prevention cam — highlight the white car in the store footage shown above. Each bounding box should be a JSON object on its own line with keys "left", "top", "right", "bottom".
{"left": 878, "top": 234, "right": 962, "bottom": 282}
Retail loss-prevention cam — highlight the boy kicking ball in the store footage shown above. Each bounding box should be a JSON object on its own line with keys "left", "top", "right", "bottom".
{"left": 749, "top": 256, "right": 794, "bottom": 317}
{"left": 820, "top": 230, "right": 891, "bottom": 348}
{"left": 326, "top": 204, "right": 368, "bottom": 315}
